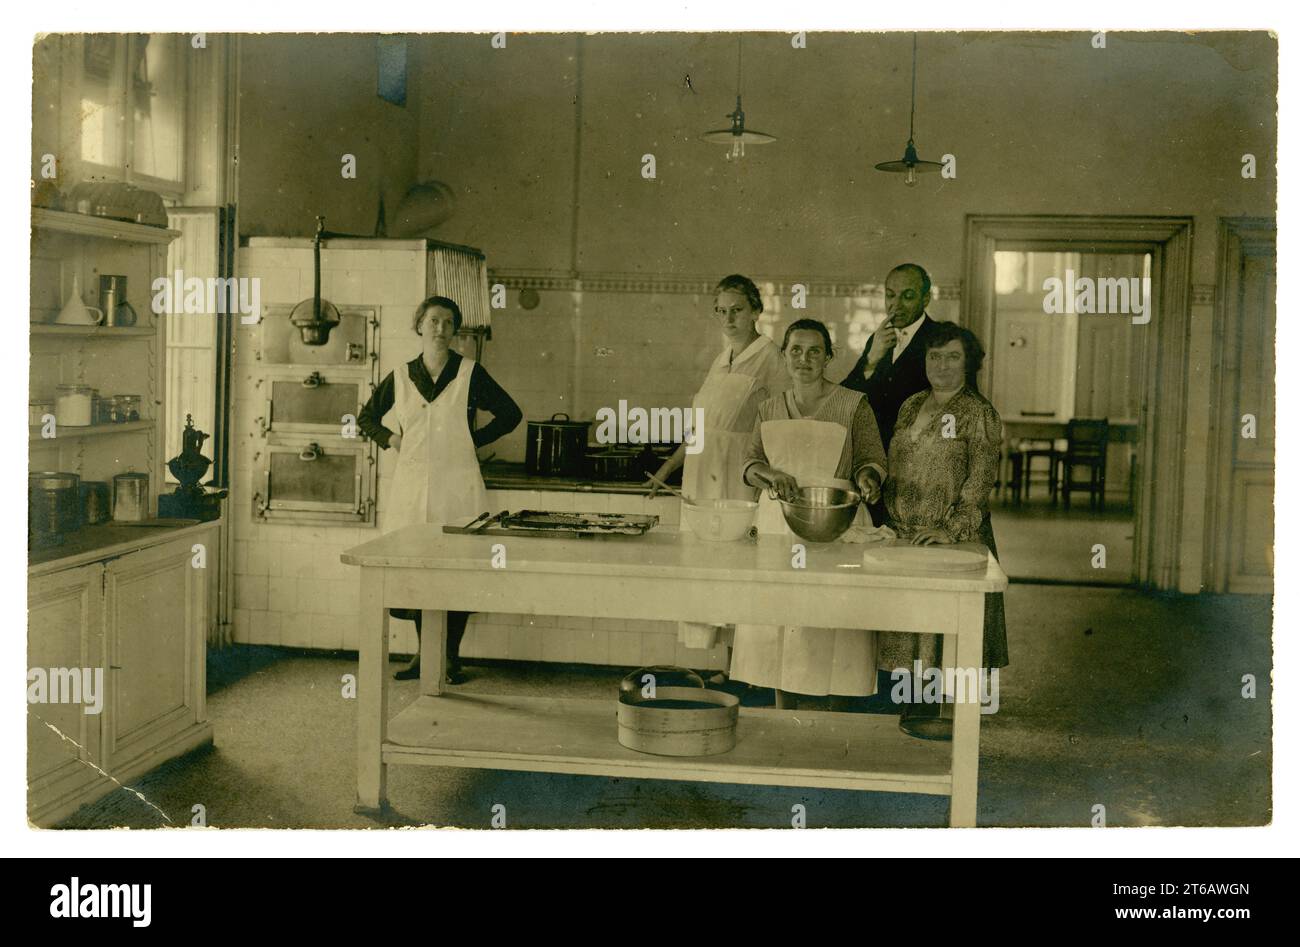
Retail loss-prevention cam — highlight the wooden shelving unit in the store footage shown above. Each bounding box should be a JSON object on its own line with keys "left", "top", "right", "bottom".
{"left": 29, "top": 420, "right": 151, "bottom": 444}
{"left": 30, "top": 324, "right": 154, "bottom": 338}
{"left": 30, "top": 206, "right": 177, "bottom": 517}
{"left": 31, "top": 207, "right": 179, "bottom": 244}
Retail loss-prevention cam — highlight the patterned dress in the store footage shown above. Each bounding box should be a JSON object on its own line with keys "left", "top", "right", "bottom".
{"left": 877, "top": 386, "right": 1009, "bottom": 670}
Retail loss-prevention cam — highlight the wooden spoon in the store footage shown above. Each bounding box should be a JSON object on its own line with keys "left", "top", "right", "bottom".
{"left": 646, "top": 471, "right": 696, "bottom": 505}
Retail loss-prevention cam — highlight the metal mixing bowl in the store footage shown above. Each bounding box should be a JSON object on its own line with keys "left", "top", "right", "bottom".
{"left": 777, "top": 485, "right": 862, "bottom": 542}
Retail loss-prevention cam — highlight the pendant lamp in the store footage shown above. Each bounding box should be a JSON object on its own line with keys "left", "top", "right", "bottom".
{"left": 875, "top": 34, "right": 943, "bottom": 186}
{"left": 702, "top": 36, "right": 776, "bottom": 160}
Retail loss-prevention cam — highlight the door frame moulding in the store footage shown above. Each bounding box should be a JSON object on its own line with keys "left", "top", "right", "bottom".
{"left": 963, "top": 214, "right": 1194, "bottom": 590}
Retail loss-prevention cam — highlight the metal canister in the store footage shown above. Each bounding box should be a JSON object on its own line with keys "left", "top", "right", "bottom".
{"left": 29, "top": 471, "right": 81, "bottom": 547}
{"left": 99, "top": 275, "right": 130, "bottom": 325}
{"left": 79, "top": 481, "right": 111, "bottom": 526}
{"left": 112, "top": 472, "right": 150, "bottom": 522}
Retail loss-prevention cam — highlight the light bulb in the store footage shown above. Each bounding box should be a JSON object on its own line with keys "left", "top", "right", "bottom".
{"left": 904, "top": 166, "right": 918, "bottom": 187}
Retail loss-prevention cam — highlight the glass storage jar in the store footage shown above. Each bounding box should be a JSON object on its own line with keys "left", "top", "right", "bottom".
{"left": 117, "top": 394, "right": 142, "bottom": 423}
{"left": 101, "top": 395, "right": 122, "bottom": 424}
{"left": 55, "top": 385, "right": 94, "bottom": 427}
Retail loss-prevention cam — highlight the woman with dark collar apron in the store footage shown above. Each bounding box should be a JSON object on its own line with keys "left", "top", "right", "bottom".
{"left": 358, "top": 295, "right": 522, "bottom": 682}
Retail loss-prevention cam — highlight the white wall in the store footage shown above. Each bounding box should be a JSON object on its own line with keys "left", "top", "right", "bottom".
{"left": 233, "top": 32, "right": 1277, "bottom": 596}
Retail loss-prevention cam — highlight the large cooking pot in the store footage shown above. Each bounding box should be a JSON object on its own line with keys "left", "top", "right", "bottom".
{"left": 586, "top": 448, "right": 641, "bottom": 482}
{"left": 525, "top": 413, "right": 591, "bottom": 478}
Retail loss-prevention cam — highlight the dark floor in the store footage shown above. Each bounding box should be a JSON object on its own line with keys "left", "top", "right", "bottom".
{"left": 57, "top": 585, "right": 1272, "bottom": 830}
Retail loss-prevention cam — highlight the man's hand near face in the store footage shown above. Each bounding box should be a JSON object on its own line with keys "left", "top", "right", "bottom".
{"left": 862, "top": 266, "right": 931, "bottom": 378}
{"left": 864, "top": 319, "right": 900, "bottom": 371}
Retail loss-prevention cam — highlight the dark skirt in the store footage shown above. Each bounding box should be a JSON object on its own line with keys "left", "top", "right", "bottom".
{"left": 975, "top": 516, "right": 1009, "bottom": 669}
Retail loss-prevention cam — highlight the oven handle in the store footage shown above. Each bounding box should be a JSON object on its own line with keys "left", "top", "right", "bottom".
{"left": 302, "top": 371, "right": 323, "bottom": 389}
{"left": 256, "top": 470, "right": 271, "bottom": 517}
{"left": 300, "top": 443, "right": 321, "bottom": 462}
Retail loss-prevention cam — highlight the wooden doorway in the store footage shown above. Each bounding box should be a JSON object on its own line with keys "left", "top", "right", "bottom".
{"left": 964, "top": 216, "right": 1193, "bottom": 590}
{"left": 1205, "top": 218, "right": 1275, "bottom": 594}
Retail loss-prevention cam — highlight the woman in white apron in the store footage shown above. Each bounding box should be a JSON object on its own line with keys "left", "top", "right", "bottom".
{"left": 357, "top": 295, "right": 522, "bottom": 682}
{"left": 649, "top": 275, "right": 789, "bottom": 663}
{"left": 730, "top": 319, "right": 887, "bottom": 709}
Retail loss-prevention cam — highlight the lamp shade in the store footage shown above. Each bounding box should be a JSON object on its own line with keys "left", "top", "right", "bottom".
{"left": 702, "top": 95, "right": 775, "bottom": 159}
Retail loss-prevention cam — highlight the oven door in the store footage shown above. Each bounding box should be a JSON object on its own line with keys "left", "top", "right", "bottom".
{"left": 262, "top": 368, "right": 372, "bottom": 438}
{"left": 255, "top": 437, "right": 376, "bottom": 524}
{"left": 259, "top": 305, "right": 377, "bottom": 367}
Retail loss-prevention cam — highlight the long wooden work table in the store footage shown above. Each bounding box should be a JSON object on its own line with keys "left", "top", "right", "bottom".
{"left": 342, "top": 525, "right": 1008, "bottom": 827}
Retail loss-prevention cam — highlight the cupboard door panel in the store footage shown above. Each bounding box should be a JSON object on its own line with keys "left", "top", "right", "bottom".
{"left": 27, "top": 563, "right": 104, "bottom": 790}
{"left": 103, "top": 538, "right": 200, "bottom": 769}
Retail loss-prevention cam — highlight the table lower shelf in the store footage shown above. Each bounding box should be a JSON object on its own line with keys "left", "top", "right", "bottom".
{"left": 384, "top": 694, "right": 953, "bottom": 795}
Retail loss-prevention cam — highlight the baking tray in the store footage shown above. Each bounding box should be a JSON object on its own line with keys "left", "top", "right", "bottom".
{"left": 443, "top": 510, "right": 659, "bottom": 538}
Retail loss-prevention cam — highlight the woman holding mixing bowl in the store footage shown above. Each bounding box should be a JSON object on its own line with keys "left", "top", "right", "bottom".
{"left": 649, "top": 274, "right": 789, "bottom": 657}
{"left": 728, "top": 318, "right": 887, "bottom": 708}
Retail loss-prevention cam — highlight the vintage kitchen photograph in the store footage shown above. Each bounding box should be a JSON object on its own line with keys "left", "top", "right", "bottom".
{"left": 24, "top": 28, "right": 1275, "bottom": 833}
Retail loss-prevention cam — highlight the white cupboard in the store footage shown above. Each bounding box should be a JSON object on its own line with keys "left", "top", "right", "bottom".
{"left": 28, "top": 524, "right": 216, "bottom": 826}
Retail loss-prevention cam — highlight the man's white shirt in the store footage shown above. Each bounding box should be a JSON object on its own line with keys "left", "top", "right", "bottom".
{"left": 891, "top": 314, "right": 927, "bottom": 363}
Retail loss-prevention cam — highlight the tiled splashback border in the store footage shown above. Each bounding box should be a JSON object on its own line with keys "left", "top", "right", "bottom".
{"left": 487, "top": 269, "right": 963, "bottom": 301}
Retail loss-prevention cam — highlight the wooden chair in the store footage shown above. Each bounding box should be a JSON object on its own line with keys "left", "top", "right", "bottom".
{"left": 1010, "top": 438, "right": 1059, "bottom": 503}
{"left": 1060, "top": 418, "right": 1110, "bottom": 510}
{"left": 1000, "top": 443, "right": 1024, "bottom": 504}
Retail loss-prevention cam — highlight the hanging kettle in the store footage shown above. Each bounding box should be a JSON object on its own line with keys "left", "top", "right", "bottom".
{"left": 289, "top": 216, "right": 341, "bottom": 345}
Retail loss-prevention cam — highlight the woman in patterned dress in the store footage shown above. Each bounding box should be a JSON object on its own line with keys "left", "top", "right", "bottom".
{"left": 877, "top": 322, "right": 1008, "bottom": 732}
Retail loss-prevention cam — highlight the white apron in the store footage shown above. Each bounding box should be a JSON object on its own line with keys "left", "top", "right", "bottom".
{"left": 681, "top": 371, "right": 760, "bottom": 503}
{"left": 678, "top": 368, "right": 763, "bottom": 651}
{"left": 729, "top": 412, "right": 878, "bottom": 697}
{"left": 386, "top": 356, "right": 488, "bottom": 529}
